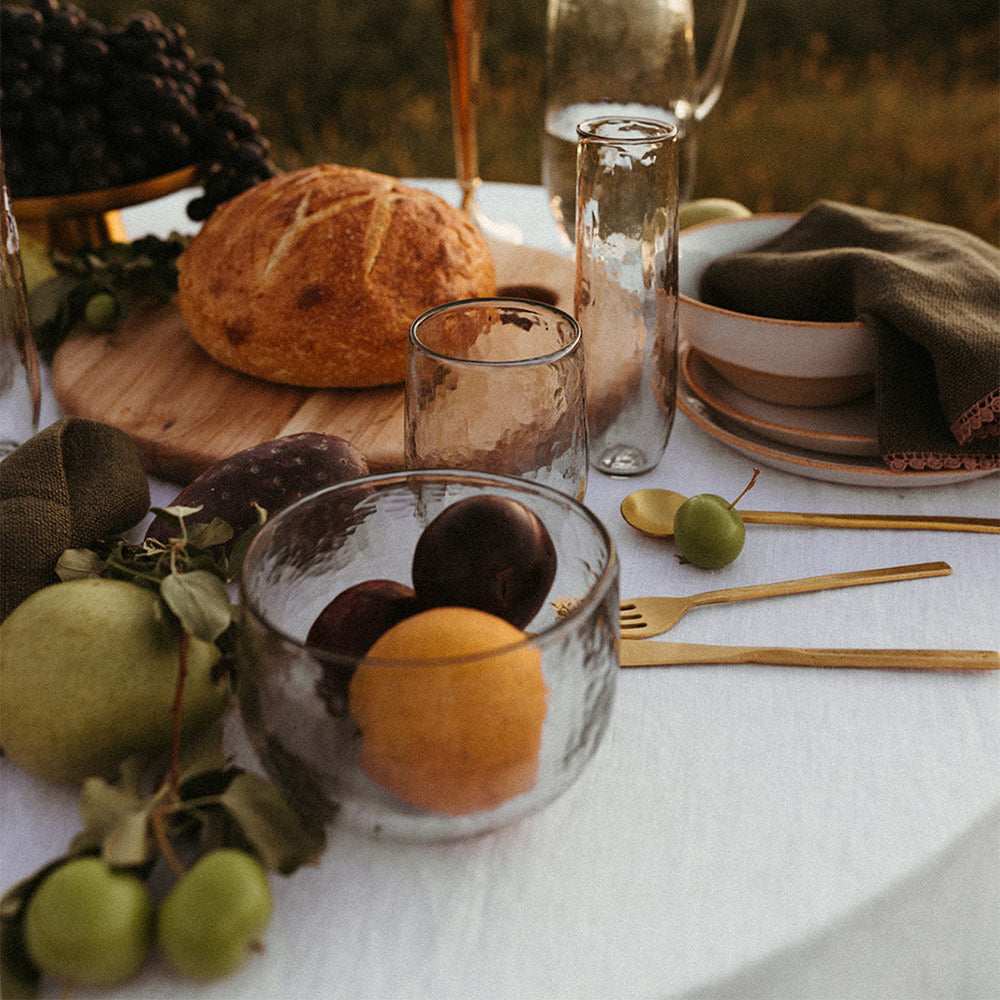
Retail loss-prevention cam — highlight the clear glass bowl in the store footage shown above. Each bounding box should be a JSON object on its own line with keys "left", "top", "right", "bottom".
{"left": 237, "top": 470, "right": 619, "bottom": 841}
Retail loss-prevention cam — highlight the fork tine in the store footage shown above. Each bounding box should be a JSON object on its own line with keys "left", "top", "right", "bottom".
{"left": 621, "top": 624, "right": 649, "bottom": 636}
{"left": 618, "top": 596, "right": 683, "bottom": 638}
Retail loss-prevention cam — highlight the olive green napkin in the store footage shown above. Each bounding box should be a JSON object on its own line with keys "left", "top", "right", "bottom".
{"left": 0, "top": 418, "right": 150, "bottom": 620}
{"left": 699, "top": 201, "right": 1000, "bottom": 471}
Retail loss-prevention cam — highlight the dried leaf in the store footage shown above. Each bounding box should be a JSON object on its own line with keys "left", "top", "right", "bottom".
{"left": 149, "top": 504, "right": 205, "bottom": 539}
{"left": 185, "top": 517, "right": 235, "bottom": 550}
{"left": 55, "top": 547, "right": 105, "bottom": 581}
{"left": 102, "top": 809, "right": 154, "bottom": 868}
{"left": 75, "top": 775, "right": 146, "bottom": 846}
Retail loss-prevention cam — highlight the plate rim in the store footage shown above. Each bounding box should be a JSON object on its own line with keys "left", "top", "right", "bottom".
{"left": 677, "top": 376, "right": 995, "bottom": 487}
{"left": 682, "top": 346, "right": 880, "bottom": 457}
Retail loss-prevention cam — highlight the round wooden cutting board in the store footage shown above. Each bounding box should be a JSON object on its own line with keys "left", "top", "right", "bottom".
{"left": 51, "top": 238, "right": 575, "bottom": 485}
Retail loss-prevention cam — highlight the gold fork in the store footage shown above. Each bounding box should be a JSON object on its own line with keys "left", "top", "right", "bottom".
{"left": 619, "top": 561, "right": 951, "bottom": 639}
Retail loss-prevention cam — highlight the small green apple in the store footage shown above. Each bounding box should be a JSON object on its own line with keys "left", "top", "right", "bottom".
{"left": 673, "top": 470, "right": 759, "bottom": 568}
{"left": 673, "top": 494, "right": 746, "bottom": 568}
{"left": 157, "top": 849, "right": 273, "bottom": 981}
{"left": 24, "top": 856, "right": 153, "bottom": 988}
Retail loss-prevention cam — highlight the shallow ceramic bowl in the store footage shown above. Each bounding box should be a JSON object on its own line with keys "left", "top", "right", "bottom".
{"left": 237, "top": 470, "right": 619, "bottom": 842}
{"left": 678, "top": 214, "right": 878, "bottom": 406}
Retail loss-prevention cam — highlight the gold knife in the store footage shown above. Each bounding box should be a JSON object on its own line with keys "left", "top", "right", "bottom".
{"left": 619, "top": 639, "right": 1000, "bottom": 671}
{"left": 737, "top": 511, "right": 1000, "bottom": 533}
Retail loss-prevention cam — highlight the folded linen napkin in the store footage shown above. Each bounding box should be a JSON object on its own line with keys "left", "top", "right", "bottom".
{"left": 699, "top": 201, "right": 1000, "bottom": 471}
{"left": 0, "top": 417, "right": 150, "bottom": 620}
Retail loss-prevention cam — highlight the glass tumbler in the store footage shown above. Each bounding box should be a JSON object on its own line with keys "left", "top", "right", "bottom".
{"left": 575, "top": 116, "right": 679, "bottom": 477}
{"left": 405, "top": 298, "right": 588, "bottom": 500}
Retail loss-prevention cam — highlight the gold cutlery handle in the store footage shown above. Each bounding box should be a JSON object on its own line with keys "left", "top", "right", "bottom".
{"left": 740, "top": 511, "right": 1000, "bottom": 533}
{"left": 619, "top": 641, "right": 1000, "bottom": 670}
{"left": 690, "top": 561, "right": 951, "bottom": 609}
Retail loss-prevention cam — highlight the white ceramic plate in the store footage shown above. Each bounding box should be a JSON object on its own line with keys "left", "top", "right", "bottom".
{"left": 677, "top": 364, "right": 996, "bottom": 488}
{"left": 682, "top": 347, "right": 880, "bottom": 458}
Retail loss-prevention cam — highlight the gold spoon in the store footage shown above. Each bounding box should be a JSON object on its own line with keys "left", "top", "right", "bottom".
{"left": 620, "top": 488, "right": 1000, "bottom": 538}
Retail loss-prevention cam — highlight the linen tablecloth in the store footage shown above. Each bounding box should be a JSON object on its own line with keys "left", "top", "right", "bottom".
{"left": 2, "top": 182, "right": 997, "bottom": 1000}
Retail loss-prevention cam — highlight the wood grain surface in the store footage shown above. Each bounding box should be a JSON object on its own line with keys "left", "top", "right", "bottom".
{"left": 51, "top": 238, "right": 575, "bottom": 485}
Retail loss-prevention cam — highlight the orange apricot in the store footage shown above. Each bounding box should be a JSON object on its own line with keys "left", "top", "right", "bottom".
{"left": 348, "top": 606, "right": 548, "bottom": 815}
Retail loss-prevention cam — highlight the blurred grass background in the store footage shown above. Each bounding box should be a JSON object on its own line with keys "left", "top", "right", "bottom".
{"left": 82, "top": 0, "right": 999, "bottom": 242}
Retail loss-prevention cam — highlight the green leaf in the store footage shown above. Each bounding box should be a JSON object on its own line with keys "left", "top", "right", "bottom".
{"left": 218, "top": 772, "right": 326, "bottom": 875}
{"left": 0, "top": 920, "right": 39, "bottom": 999}
{"left": 28, "top": 234, "right": 189, "bottom": 359}
{"left": 55, "top": 547, "right": 105, "bottom": 581}
{"left": 226, "top": 505, "right": 267, "bottom": 581}
{"left": 26, "top": 272, "right": 76, "bottom": 329}
{"left": 160, "top": 570, "right": 233, "bottom": 643}
{"left": 177, "top": 719, "right": 228, "bottom": 784}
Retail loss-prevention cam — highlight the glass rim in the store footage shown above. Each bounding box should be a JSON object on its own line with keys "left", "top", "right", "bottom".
{"left": 576, "top": 116, "right": 679, "bottom": 143}
{"left": 239, "top": 468, "right": 619, "bottom": 667}
{"left": 408, "top": 297, "right": 582, "bottom": 368}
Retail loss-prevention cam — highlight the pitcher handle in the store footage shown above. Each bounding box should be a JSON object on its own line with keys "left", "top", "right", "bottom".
{"left": 694, "top": 0, "right": 747, "bottom": 121}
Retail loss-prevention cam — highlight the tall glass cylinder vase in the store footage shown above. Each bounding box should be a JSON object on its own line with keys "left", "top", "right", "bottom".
{"left": 575, "top": 117, "right": 678, "bottom": 477}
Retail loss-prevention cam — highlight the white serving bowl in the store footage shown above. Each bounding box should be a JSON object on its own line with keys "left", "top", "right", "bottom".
{"left": 678, "top": 214, "right": 878, "bottom": 407}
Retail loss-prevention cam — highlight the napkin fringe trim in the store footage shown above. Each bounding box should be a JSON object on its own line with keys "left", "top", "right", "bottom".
{"left": 883, "top": 450, "right": 999, "bottom": 472}
{"left": 952, "top": 387, "right": 999, "bottom": 445}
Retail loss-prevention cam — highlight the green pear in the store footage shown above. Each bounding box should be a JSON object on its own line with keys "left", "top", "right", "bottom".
{"left": 0, "top": 578, "right": 230, "bottom": 785}
{"left": 678, "top": 197, "right": 753, "bottom": 230}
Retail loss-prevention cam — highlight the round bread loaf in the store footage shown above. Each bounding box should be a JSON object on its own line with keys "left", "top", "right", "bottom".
{"left": 176, "top": 165, "right": 497, "bottom": 388}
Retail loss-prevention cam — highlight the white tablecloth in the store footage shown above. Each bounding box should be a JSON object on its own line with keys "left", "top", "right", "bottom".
{"left": 2, "top": 182, "right": 998, "bottom": 1000}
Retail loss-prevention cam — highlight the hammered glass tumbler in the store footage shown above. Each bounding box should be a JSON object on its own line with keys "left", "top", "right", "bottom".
{"left": 405, "top": 298, "right": 589, "bottom": 500}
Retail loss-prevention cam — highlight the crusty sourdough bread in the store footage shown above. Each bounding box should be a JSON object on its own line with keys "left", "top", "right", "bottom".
{"left": 176, "top": 165, "right": 496, "bottom": 388}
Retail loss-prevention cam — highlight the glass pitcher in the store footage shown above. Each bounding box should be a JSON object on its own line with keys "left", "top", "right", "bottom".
{"left": 543, "top": 0, "right": 747, "bottom": 242}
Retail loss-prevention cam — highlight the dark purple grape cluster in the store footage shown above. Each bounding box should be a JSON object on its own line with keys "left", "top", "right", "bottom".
{"left": 0, "top": 1, "right": 277, "bottom": 220}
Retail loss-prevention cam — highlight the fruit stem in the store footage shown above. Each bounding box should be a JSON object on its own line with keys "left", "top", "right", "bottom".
{"left": 151, "top": 807, "right": 186, "bottom": 876}
{"left": 167, "top": 631, "right": 190, "bottom": 797}
{"left": 729, "top": 467, "right": 760, "bottom": 510}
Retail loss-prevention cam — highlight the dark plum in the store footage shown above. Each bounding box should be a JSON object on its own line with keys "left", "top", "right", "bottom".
{"left": 309, "top": 579, "right": 419, "bottom": 715}
{"left": 307, "top": 580, "right": 418, "bottom": 659}
{"left": 411, "top": 496, "right": 557, "bottom": 629}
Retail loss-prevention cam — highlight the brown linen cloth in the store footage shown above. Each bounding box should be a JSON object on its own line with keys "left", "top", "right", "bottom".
{"left": 0, "top": 418, "right": 150, "bottom": 620}
{"left": 698, "top": 201, "right": 1000, "bottom": 471}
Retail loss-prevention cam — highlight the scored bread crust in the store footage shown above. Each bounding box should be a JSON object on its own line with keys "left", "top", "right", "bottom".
{"left": 176, "top": 165, "right": 497, "bottom": 388}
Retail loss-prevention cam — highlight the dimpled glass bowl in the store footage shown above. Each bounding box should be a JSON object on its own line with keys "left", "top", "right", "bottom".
{"left": 236, "top": 470, "right": 619, "bottom": 841}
